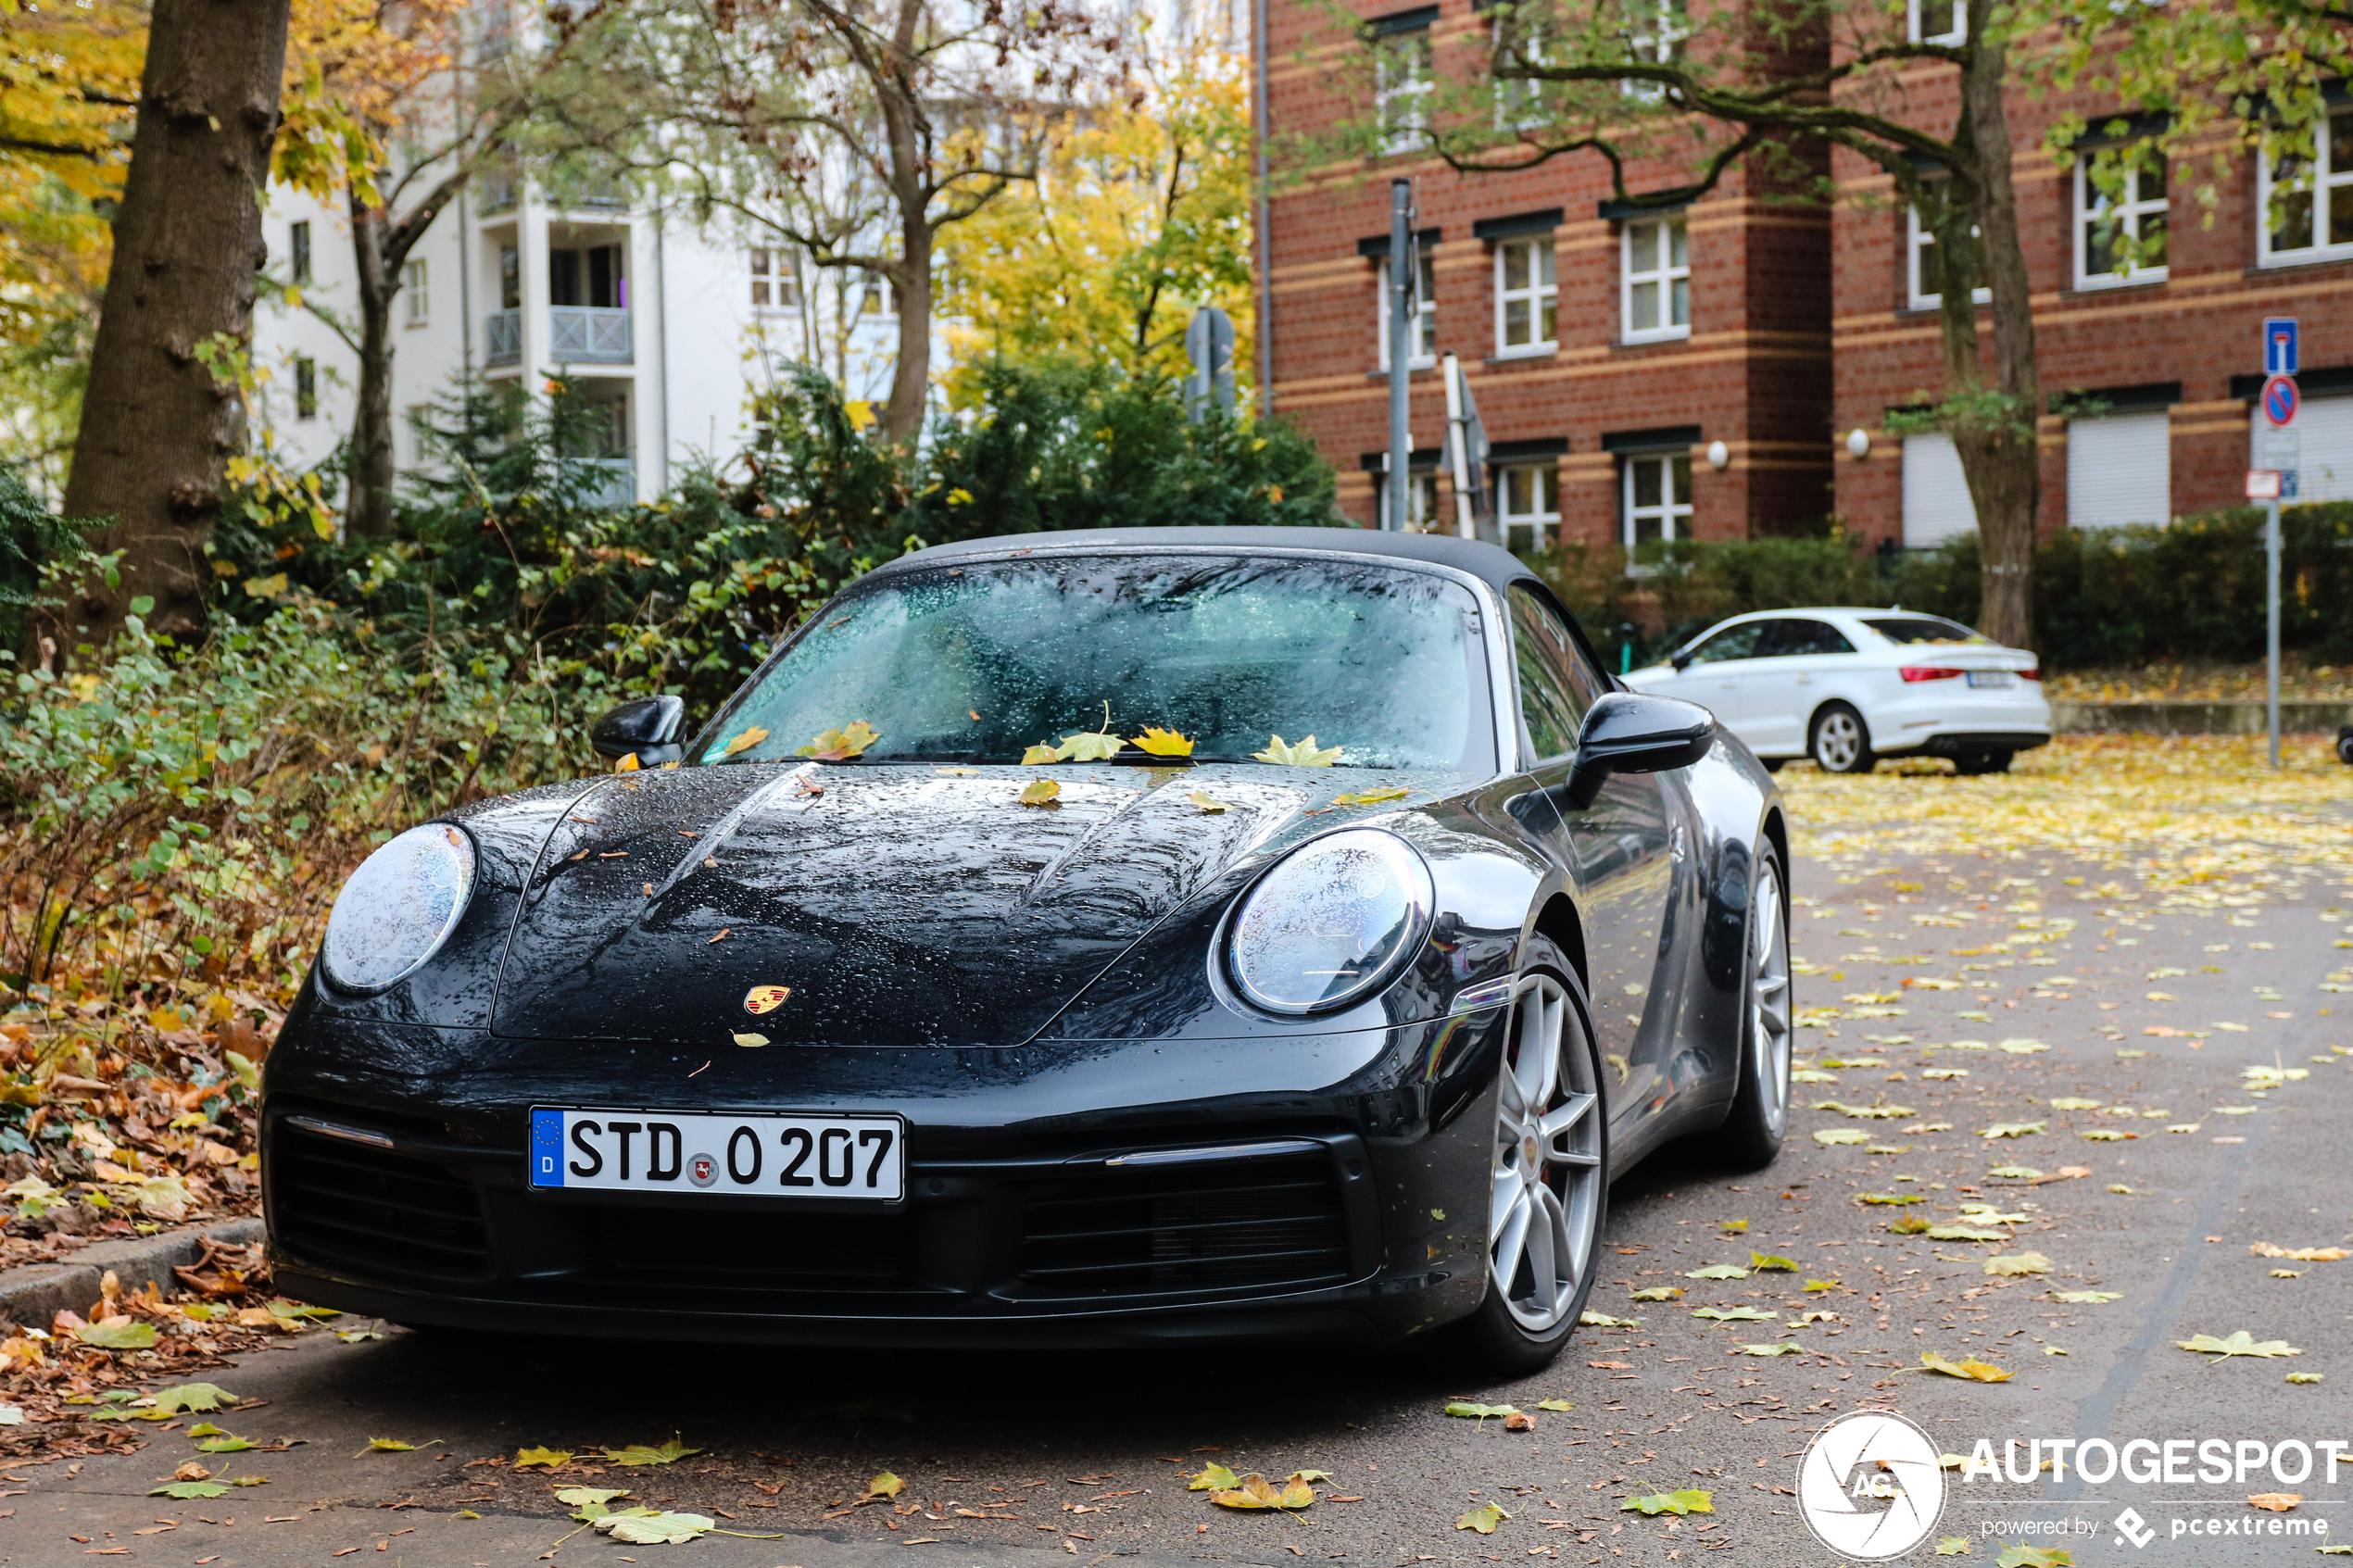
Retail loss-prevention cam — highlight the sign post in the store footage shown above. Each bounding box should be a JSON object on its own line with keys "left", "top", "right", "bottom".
{"left": 2259, "top": 321, "right": 2296, "bottom": 768}
{"left": 1385, "top": 179, "right": 1413, "bottom": 532}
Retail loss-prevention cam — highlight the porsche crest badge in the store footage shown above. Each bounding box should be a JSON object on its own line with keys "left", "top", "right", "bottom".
{"left": 742, "top": 985, "right": 792, "bottom": 1014}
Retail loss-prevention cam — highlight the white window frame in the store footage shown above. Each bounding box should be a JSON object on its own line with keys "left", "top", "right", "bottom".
{"left": 1493, "top": 235, "right": 1557, "bottom": 356}
{"left": 1498, "top": 460, "right": 1561, "bottom": 548}
{"left": 2257, "top": 107, "right": 2353, "bottom": 267}
{"left": 1621, "top": 451, "right": 1691, "bottom": 545}
{"left": 750, "top": 246, "right": 800, "bottom": 310}
{"left": 2073, "top": 156, "right": 2168, "bottom": 288}
{"left": 1905, "top": 205, "right": 1990, "bottom": 310}
{"left": 1491, "top": 12, "right": 1551, "bottom": 129}
{"left": 860, "top": 275, "right": 900, "bottom": 319}
{"left": 1373, "top": 27, "right": 1434, "bottom": 157}
{"left": 1374, "top": 249, "right": 1438, "bottom": 370}
{"left": 1907, "top": 0, "right": 1963, "bottom": 44}
{"left": 402, "top": 258, "right": 429, "bottom": 325}
{"left": 1620, "top": 0, "right": 1687, "bottom": 101}
{"left": 1620, "top": 216, "right": 1690, "bottom": 343}
{"left": 1377, "top": 469, "right": 1441, "bottom": 530}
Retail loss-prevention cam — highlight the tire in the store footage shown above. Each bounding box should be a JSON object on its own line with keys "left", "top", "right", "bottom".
{"left": 1456, "top": 937, "right": 1608, "bottom": 1376}
{"left": 1808, "top": 703, "right": 1876, "bottom": 774}
{"left": 2336, "top": 728, "right": 2353, "bottom": 765}
{"left": 1716, "top": 844, "right": 1793, "bottom": 1169}
{"left": 1954, "top": 750, "right": 2013, "bottom": 776}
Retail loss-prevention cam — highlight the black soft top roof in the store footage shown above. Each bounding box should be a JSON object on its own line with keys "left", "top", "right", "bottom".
{"left": 887, "top": 527, "right": 1540, "bottom": 595}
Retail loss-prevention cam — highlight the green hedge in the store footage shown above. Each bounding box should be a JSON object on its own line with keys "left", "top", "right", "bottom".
{"left": 1528, "top": 507, "right": 2353, "bottom": 671}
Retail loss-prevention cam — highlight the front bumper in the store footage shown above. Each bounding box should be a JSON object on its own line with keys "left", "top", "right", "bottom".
{"left": 259, "top": 1016, "right": 1508, "bottom": 1347}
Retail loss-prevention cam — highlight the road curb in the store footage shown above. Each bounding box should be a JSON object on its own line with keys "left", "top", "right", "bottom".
{"left": 2053, "top": 697, "right": 2353, "bottom": 735}
{"left": 0, "top": 1216, "right": 263, "bottom": 1329}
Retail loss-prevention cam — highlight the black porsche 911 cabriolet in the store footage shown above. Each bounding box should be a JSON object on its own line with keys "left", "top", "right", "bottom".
{"left": 264, "top": 528, "right": 1792, "bottom": 1371}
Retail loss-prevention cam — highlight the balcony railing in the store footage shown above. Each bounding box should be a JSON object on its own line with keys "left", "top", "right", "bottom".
{"left": 549, "top": 306, "right": 631, "bottom": 363}
{"left": 484, "top": 307, "right": 522, "bottom": 366}
{"left": 564, "top": 458, "right": 635, "bottom": 509}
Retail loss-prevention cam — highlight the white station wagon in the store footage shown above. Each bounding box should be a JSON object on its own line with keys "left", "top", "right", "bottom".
{"left": 1624, "top": 608, "right": 2050, "bottom": 774}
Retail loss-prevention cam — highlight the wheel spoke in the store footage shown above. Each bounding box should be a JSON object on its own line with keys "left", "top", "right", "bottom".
{"left": 1491, "top": 1190, "right": 1532, "bottom": 1295}
{"left": 1539, "top": 1091, "right": 1594, "bottom": 1142}
{"left": 1490, "top": 1162, "right": 1525, "bottom": 1242}
{"left": 1525, "top": 1186, "right": 1562, "bottom": 1320}
{"left": 1755, "top": 972, "right": 1789, "bottom": 996}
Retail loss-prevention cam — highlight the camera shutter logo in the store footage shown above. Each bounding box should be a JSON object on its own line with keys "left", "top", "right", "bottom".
{"left": 1796, "top": 1410, "right": 1946, "bottom": 1561}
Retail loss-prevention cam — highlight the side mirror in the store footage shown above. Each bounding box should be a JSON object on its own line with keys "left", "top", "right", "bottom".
{"left": 1562, "top": 692, "right": 1714, "bottom": 809}
{"left": 1669, "top": 650, "right": 1693, "bottom": 672}
{"left": 591, "top": 695, "right": 686, "bottom": 767}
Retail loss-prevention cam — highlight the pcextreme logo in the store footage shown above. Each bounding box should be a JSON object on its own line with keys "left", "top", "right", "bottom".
{"left": 1797, "top": 1410, "right": 1949, "bottom": 1561}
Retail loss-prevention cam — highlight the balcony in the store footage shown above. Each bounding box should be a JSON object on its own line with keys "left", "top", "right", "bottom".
{"left": 549, "top": 306, "right": 630, "bottom": 363}
{"left": 564, "top": 458, "right": 635, "bottom": 509}
{"left": 484, "top": 307, "right": 521, "bottom": 366}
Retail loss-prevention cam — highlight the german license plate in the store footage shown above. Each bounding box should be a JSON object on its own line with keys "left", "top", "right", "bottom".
{"left": 1966, "top": 670, "right": 2017, "bottom": 688}
{"left": 528, "top": 1108, "right": 904, "bottom": 1200}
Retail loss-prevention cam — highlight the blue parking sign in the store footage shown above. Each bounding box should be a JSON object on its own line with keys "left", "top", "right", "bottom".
{"left": 2265, "top": 318, "right": 2298, "bottom": 377}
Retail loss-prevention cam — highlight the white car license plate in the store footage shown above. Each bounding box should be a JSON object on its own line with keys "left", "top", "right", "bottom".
{"left": 528, "top": 1108, "right": 905, "bottom": 1200}
{"left": 1966, "top": 670, "right": 2017, "bottom": 689}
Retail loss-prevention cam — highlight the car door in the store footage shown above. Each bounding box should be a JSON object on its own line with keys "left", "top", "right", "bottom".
{"left": 1661, "top": 621, "right": 1768, "bottom": 737}
{"left": 1505, "top": 584, "right": 1678, "bottom": 1129}
{"left": 1731, "top": 618, "right": 1861, "bottom": 756}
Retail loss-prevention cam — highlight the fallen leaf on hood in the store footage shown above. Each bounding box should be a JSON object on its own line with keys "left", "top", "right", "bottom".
{"left": 1456, "top": 1501, "right": 1511, "bottom": 1534}
{"left": 1018, "top": 779, "right": 1063, "bottom": 808}
{"left": 1053, "top": 729, "right": 1124, "bottom": 763}
{"left": 1212, "top": 1473, "right": 1315, "bottom": 1511}
{"left": 1919, "top": 1352, "right": 2013, "bottom": 1383}
{"left": 615, "top": 752, "right": 641, "bottom": 772}
{"left": 1128, "top": 727, "right": 1195, "bottom": 757}
{"left": 722, "top": 726, "right": 771, "bottom": 757}
{"left": 1331, "top": 786, "right": 1410, "bottom": 807}
{"left": 798, "top": 721, "right": 879, "bottom": 761}
{"left": 1620, "top": 1489, "right": 1712, "bottom": 1516}
{"left": 2249, "top": 1495, "right": 2303, "bottom": 1512}
{"left": 1185, "top": 790, "right": 1233, "bottom": 814}
{"left": 1254, "top": 734, "right": 1343, "bottom": 767}
{"left": 1985, "top": 1253, "right": 2052, "bottom": 1276}
{"left": 2175, "top": 1331, "right": 2301, "bottom": 1360}
{"left": 1022, "top": 745, "right": 1060, "bottom": 765}
{"left": 732, "top": 1032, "right": 768, "bottom": 1047}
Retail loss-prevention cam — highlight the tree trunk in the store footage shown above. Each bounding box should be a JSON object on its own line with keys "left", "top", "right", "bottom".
{"left": 346, "top": 202, "right": 400, "bottom": 538}
{"left": 58, "top": 0, "right": 292, "bottom": 647}
{"left": 1949, "top": 14, "right": 2040, "bottom": 650}
{"left": 884, "top": 220, "right": 933, "bottom": 443}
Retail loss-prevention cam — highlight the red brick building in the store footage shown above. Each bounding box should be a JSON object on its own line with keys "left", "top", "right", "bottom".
{"left": 1256, "top": 1, "right": 1836, "bottom": 545}
{"left": 1258, "top": 6, "right": 2349, "bottom": 548}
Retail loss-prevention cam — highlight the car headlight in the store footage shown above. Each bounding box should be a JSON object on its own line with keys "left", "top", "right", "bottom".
{"left": 1227, "top": 829, "right": 1435, "bottom": 1015}
{"left": 321, "top": 823, "right": 477, "bottom": 995}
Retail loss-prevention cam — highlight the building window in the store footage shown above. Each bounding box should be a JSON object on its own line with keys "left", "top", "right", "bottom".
{"left": 1906, "top": 202, "right": 1990, "bottom": 310}
{"left": 294, "top": 357, "right": 318, "bottom": 420}
{"left": 2075, "top": 154, "right": 2167, "bottom": 287}
{"left": 1907, "top": 0, "right": 1963, "bottom": 43}
{"left": 1374, "top": 248, "right": 1437, "bottom": 369}
{"left": 1621, "top": 451, "right": 1691, "bottom": 544}
{"left": 1621, "top": 217, "right": 1689, "bottom": 341}
{"left": 1621, "top": 0, "right": 1687, "bottom": 100}
{"left": 290, "top": 220, "right": 312, "bottom": 285}
{"left": 1377, "top": 469, "right": 1440, "bottom": 530}
{"left": 1901, "top": 432, "right": 1977, "bottom": 547}
{"left": 2259, "top": 109, "right": 2353, "bottom": 263}
{"left": 2068, "top": 409, "right": 2171, "bottom": 527}
{"left": 402, "top": 258, "right": 429, "bottom": 324}
{"left": 499, "top": 244, "right": 522, "bottom": 310}
{"left": 860, "top": 275, "right": 900, "bottom": 318}
{"left": 1494, "top": 236, "right": 1557, "bottom": 355}
{"left": 1498, "top": 461, "right": 1561, "bottom": 548}
{"left": 1373, "top": 25, "right": 1433, "bottom": 156}
{"left": 751, "top": 247, "right": 801, "bottom": 309}
{"left": 406, "top": 404, "right": 433, "bottom": 463}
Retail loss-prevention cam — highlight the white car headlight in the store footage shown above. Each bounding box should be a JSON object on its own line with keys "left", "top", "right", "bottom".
{"left": 1227, "top": 829, "right": 1435, "bottom": 1015}
{"left": 321, "top": 823, "right": 477, "bottom": 995}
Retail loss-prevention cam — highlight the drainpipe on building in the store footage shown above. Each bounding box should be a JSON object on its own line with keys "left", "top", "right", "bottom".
{"left": 1252, "top": 0, "right": 1272, "bottom": 412}
{"left": 459, "top": 187, "right": 473, "bottom": 383}
{"left": 1386, "top": 178, "right": 1412, "bottom": 532}
{"left": 654, "top": 206, "right": 671, "bottom": 496}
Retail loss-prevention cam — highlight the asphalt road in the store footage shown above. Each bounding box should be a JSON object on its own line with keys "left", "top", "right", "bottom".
{"left": 7, "top": 808, "right": 2349, "bottom": 1568}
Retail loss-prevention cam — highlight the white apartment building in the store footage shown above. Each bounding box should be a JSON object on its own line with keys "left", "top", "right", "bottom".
{"left": 254, "top": 169, "right": 917, "bottom": 508}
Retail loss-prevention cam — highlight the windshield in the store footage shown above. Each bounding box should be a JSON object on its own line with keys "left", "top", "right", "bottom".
{"left": 695, "top": 553, "right": 1494, "bottom": 771}
{"left": 1862, "top": 615, "right": 1988, "bottom": 646}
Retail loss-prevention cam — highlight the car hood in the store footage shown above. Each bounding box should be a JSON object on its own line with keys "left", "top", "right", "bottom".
{"left": 484, "top": 761, "right": 1421, "bottom": 1048}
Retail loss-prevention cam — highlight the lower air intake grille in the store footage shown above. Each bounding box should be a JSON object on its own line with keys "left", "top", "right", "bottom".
{"left": 1013, "top": 1151, "right": 1351, "bottom": 1300}
{"left": 269, "top": 1117, "right": 490, "bottom": 1282}
{"left": 583, "top": 1205, "right": 914, "bottom": 1292}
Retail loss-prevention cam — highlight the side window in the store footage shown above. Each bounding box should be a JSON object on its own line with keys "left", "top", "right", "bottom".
{"left": 1508, "top": 584, "right": 1605, "bottom": 761}
{"left": 1789, "top": 619, "right": 1856, "bottom": 656}
{"left": 1685, "top": 621, "right": 1768, "bottom": 665}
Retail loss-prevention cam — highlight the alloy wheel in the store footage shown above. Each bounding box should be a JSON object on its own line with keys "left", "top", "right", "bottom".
{"left": 1749, "top": 858, "right": 1793, "bottom": 1133}
{"left": 1813, "top": 710, "right": 1864, "bottom": 771}
{"left": 1488, "top": 973, "right": 1603, "bottom": 1333}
